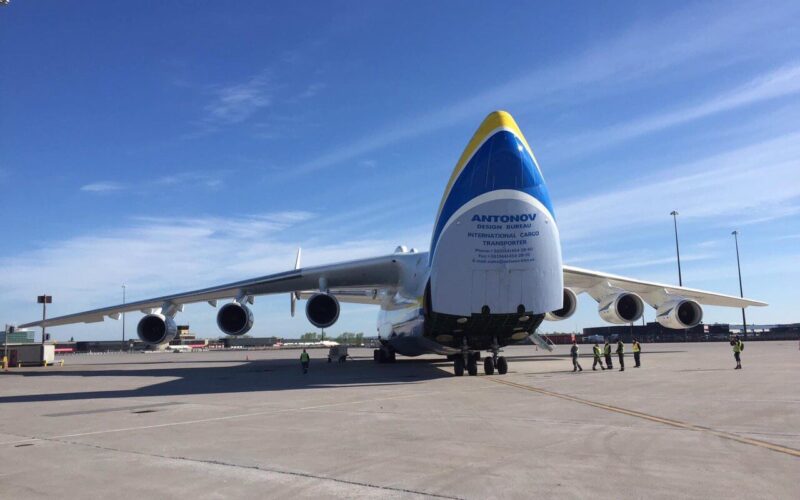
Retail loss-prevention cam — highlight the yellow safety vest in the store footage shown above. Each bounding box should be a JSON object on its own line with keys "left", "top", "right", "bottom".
{"left": 593, "top": 346, "right": 601, "bottom": 357}
{"left": 633, "top": 342, "right": 640, "bottom": 353}
{"left": 604, "top": 344, "right": 611, "bottom": 355}
{"left": 300, "top": 352, "right": 310, "bottom": 362}
{"left": 733, "top": 341, "right": 742, "bottom": 353}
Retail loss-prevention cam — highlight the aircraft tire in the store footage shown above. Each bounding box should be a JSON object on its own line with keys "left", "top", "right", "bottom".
{"left": 484, "top": 356, "right": 495, "bottom": 375}
{"left": 454, "top": 356, "right": 465, "bottom": 376}
{"left": 497, "top": 356, "right": 508, "bottom": 375}
{"left": 373, "top": 349, "right": 381, "bottom": 363}
{"left": 467, "top": 355, "right": 478, "bottom": 376}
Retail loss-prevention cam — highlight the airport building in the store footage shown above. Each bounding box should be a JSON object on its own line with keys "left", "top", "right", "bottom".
{"left": 0, "top": 328, "right": 35, "bottom": 344}
{"left": 581, "top": 322, "right": 800, "bottom": 343}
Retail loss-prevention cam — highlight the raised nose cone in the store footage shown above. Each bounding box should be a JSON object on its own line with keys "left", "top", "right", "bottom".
{"left": 429, "top": 110, "right": 564, "bottom": 317}
{"left": 431, "top": 111, "right": 555, "bottom": 258}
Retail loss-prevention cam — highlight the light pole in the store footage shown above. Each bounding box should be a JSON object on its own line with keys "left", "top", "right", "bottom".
{"left": 731, "top": 231, "right": 747, "bottom": 340}
{"left": 670, "top": 211, "right": 683, "bottom": 286}
{"left": 37, "top": 295, "right": 52, "bottom": 344}
{"left": 122, "top": 284, "right": 126, "bottom": 351}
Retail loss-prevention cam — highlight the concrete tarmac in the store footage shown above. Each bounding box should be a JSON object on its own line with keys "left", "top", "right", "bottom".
{"left": 0, "top": 341, "right": 798, "bottom": 499}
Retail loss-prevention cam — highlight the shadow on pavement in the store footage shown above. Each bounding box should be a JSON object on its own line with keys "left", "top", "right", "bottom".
{"left": 0, "top": 356, "right": 453, "bottom": 405}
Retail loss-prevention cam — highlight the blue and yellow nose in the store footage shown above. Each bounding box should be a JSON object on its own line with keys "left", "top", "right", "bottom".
{"left": 429, "top": 111, "right": 563, "bottom": 317}
{"left": 431, "top": 111, "right": 555, "bottom": 259}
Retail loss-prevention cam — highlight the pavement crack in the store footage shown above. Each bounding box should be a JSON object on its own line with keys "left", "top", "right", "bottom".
{"left": 13, "top": 433, "right": 463, "bottom": 500}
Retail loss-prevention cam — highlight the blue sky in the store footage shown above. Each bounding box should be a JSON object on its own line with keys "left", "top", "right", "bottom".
{"left": 1, "top": 1, "right": 799, "bottom": 340}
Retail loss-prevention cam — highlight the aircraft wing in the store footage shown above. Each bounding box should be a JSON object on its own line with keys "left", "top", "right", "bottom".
{"left": 19, "top": 254, "right": 402, "bottom": 328}
{"left": 297, "top": 289, "right": 383, "bottom": 305}
{"left": 563, "top": 265, "right": 767, "bottom": 308}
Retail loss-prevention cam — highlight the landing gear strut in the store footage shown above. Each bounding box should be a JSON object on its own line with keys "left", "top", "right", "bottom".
{"left": 452, "top": 338, "right": 484, "bottom": 377}
{"left": 484, "top": 337, "right": 507, "bottom": 375}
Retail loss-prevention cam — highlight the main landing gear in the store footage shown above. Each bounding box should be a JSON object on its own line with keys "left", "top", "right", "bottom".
{"left": 453, "top": 352, "right": 479, "bottom": 376}
{"left": 373, "top": 348, "right": 396, "bottom": 364}
{"left": 452, "top": 338, "right": 507, "bottom": 377}
{"left": 483, "top": 354, "right": 508, "bottom": 375}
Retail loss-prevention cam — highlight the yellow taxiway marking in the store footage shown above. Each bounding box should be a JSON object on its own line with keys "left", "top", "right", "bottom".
{"left": 488, "top": 377, "right": 800, "bottom": 459}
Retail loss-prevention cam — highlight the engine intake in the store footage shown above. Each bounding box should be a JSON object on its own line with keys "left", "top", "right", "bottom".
{"left": 656, "top": 299, "right": 703, "bottom": 329}
{"left": 306, "top": 293, "right": 340, "bottom": 328}
{"left": 598, "top": 292, "right": 644, "bottom": 324}
{"left": 216, "top": 302, "right": 254, "bottom": 336}
{"left": 137, "top": 313, "right": 178, "bottom": 345}
{"left": 545, "top": 288, "right": 578, "bottom": 321}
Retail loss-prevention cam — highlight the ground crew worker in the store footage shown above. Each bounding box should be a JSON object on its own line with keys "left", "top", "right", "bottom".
{"left": 616, "top": 339, "right": 625, "bottom": 371}
{"left": 603, "top": 339, "right": 613, "bottom": 369}
{"left": 300, "top": 348, "right": 310, "bottom": 374}
{"left": 570, "top": 341, "right": 583, "bottom": 372}
{"left": 731, "top": 335, "right": 744, "bottom": 369}
{"left": 632, "top": 338, "right": 641, "bottom": 368}
{"left": 592, "top": 343, "right": 605, "bottom": 370}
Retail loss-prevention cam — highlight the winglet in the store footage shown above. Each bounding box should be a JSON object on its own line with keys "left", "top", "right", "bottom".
{"left": 294, "top": 247, "right": 302, "bottom": 270}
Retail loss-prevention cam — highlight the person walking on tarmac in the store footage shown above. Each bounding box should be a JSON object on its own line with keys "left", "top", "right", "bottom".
{"left": 616, "top": 339, "right": 625, "bottom": 371}
{"left": 592, "top": 343, "right": 605, "bottom": 370}
{"left": 603, "top": 339, "right": 613, "bottom": 370}
{"left": 632, "top": 338, "right": 642, "bottom": 368}
{"left": 731, "top": 335, "right": 744, "bottom": 369}
{"left": 300, "top": 348, "right": 311, "bottom": 374}
{"left": 570, "top": 340, "right": 583, "bottom": 372}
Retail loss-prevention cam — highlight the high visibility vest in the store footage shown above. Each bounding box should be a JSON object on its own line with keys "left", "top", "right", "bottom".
{"left": 617, "top": 343, "right": 624, "bottom": 354}
{"left": 593, "top": 346, "right": 601, "bottom": 357}
{"left": 604, "top": 344, "right": 611, "bottom": 355}
{"left": 733, "top": 341, "right": 742, "bottom": 353}
{"left": 300, "top": 353, "right": 310, "bottom": 362}
{"left": 633, "top": 342, "right": 641, "bottom": 353}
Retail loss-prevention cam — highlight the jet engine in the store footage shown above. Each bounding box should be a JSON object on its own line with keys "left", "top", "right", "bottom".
{"left": 598, "top": 292, "right": 644, "bottom": 324}
{"left": 137, "top": 313, "right": 178, "bottom": 345}
{"left": 216, "top": 302, "right": 254, "bottom": 336}
{"left": 305, "top": 293, "right": 340, "bottom": 328}
{"left": 656, "top": 298, "right": 703, "bottom": 329}
{"left": 545, "top": 288, "right": 578, "bottom": 321}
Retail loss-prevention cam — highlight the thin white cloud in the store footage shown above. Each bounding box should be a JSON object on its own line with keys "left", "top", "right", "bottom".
{"left": 80, "top": 172, "right": 227, "bottom": 194}
{"left": 599, "top": 253, "right": 715, "bottom": 272}
{"left": 155, "top": 171, "right": 227, "bottom": 190}
{"left": 297, "top": 82, "right": 325, "bottom": 99}
{"left": 556, "top": 131, "right": 800, "bottom": 242}
{"left": 555, "top": 63, "right": 800, "bottom": 157}
{"left": 80, "top": 181, "right": 125, "bottom": 193}
{"left": 289, "top": 1, "right": 799, "bottom": 176}
{"left": 204, "top": 73, "right": 271, "bottom": 125}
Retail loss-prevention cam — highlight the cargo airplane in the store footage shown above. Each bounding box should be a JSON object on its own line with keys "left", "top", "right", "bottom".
{"left": 19, "top": 111, "right": 766, "bottom": 376}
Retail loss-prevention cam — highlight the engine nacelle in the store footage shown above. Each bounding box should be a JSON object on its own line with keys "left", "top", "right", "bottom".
{"left": 305, "top": 293, "right": 340, "bottom": 328}
{"left": 216, "top": 302, "right": 254, "bottom": 336}
{"left": 598, "top": 292, "right": 644, "bottom": 324}
{"left": 656, "top": 298, "right": 703, "bottom": 329}
{"left": 545, "top": 288, "right": 578, "bottom": 321}
{"left": 137, "top": 313, "right": 178, "bottom": 345}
